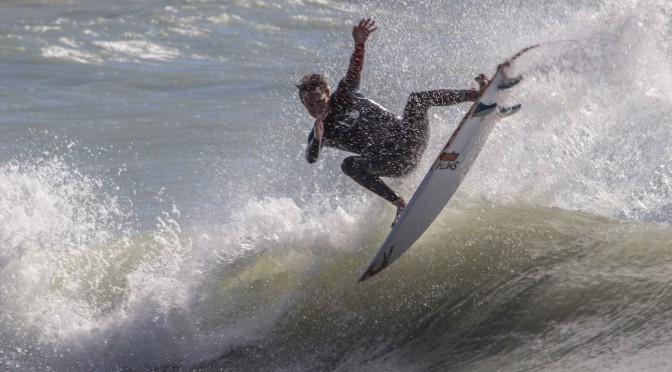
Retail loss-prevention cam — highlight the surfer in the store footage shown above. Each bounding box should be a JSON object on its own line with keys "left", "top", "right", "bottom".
{"left": 297, "top": 18, "right": 488, "bottom": 226}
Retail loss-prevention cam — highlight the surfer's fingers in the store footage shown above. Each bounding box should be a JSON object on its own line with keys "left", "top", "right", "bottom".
{"left": 358, "top": 18, "right": 375, "bottom": 28}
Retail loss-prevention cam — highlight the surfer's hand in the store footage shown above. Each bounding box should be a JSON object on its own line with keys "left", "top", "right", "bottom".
{"left": 352, "top": 18, "right": 376, "bottom": 45}
{"left": 314, "top": 109, "right": 327, "bottom": 140}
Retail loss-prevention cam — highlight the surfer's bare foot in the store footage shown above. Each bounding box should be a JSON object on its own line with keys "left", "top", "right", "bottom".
{"left": 391, "top": 198, "right": 406, "bottom": 228}
{"left": 475, "top": 73, "right": 489, "bottom": 91}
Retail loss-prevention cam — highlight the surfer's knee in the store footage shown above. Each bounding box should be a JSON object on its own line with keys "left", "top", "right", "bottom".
{"left": 407, "top": 92, "right": 422, "bottom": 106}
{"left": 403, "top": 92, "right": 430, "bottom": 122}
{"left": 341, "top": 156, "right": 365, "bottom": 179}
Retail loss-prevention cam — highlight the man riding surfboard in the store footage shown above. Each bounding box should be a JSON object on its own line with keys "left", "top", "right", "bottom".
{"left": 297, "top": 18, "right": 489, "bottom": 226}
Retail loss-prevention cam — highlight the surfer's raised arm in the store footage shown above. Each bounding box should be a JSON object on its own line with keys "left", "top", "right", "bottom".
{"left": 344, "top": 18, "right": 376, "bottom": 86}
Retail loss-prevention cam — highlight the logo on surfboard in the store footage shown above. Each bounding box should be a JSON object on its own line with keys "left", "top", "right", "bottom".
{"left": 439, "top": 152, "right": 459, "bottom": 161}
{"left": 360, "top": 245, "right": 394, "bottom": 281}
{"left": 436, "top": 151, "right": 460, "bottom": 170}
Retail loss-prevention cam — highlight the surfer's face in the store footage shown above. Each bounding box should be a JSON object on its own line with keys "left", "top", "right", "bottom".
{"left": 301, "top": 90, "right": 330, "bottom": 118}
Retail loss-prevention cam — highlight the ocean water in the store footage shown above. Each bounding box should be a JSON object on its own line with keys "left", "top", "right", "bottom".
{"left": 1, "top": 0, "right": 671, "bottom": 370}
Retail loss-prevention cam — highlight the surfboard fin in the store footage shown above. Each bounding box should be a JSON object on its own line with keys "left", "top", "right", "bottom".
{"left": 498, "top": 75, "right": 522, "bottom": 89}
{"left": 473, "top": 102, "right": 498, "bottom": 117}
{"left": 497, "top": 103, "right": 522, "bottom": 117}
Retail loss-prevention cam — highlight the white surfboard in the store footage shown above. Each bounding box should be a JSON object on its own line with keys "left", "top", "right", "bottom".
{"left": 357, "top": 45, "right": 538, "bottom": 282}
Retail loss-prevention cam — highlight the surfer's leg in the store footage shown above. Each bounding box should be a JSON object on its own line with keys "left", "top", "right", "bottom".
{"left": 341, "top": 156, "right": 403, "bottom": 204}
{"left": 400, "top": 89, "right": 480, "bottom": 160}
{"left": 342, "top": 156, "right": 408, "bottom": 226}
{"left": 402, "top": 89, "right": 479, "bottom": 124}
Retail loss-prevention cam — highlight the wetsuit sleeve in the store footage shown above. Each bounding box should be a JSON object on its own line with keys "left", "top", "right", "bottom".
{"left": 342, "top": 43, "right": 365, "bottom": 92}
{"left": 305, "top": 130, "right": 322, "bottom": 163}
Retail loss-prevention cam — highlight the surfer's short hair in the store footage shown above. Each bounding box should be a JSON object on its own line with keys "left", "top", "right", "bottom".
{"left": 296, "top": 73, "right": 329, "bottom": 102}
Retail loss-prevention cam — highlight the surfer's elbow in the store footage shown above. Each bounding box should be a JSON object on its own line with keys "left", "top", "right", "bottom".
{"left": 305, "top": 150, "right": 319, "bottom": 163}
{"left": 305, "top": 141, "right": 321, "bottom": 163}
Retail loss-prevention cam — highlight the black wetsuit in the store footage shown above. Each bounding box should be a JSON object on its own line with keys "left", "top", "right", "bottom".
{"left": 305, "top": 44, "right": 478, "bottom": 204}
